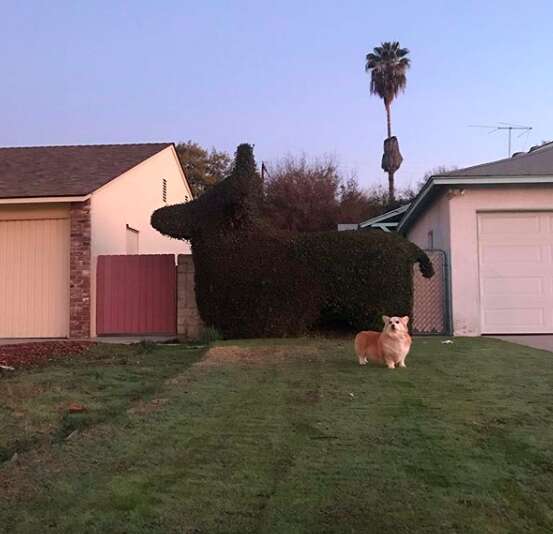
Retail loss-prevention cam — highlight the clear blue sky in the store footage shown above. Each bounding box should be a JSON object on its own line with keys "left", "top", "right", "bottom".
{"left": 2, "top": 1, "right": 553, "bottom": 190}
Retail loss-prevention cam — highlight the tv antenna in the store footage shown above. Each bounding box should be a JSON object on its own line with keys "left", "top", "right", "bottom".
{"left": 468, "top": 123, "right": 532, "bottom": 157}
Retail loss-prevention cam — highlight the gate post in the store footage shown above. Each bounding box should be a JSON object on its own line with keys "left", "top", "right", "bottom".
{"left": 177, "top": 254, "right": 204, "bottom": 339}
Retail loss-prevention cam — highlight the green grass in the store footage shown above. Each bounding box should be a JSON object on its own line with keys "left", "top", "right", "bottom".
{"left": 1, "top": 337, "right": 553, "bottom": 533}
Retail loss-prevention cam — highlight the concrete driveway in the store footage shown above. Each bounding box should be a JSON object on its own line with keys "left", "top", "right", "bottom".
{"left": 493, "top": 335, "right": 553, "bottom": 352}
{"left": 0, "top": 336, "right": 176, "bottom": 346}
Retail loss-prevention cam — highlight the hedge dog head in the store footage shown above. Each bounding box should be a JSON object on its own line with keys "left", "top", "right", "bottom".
{"left": 152, "top": 143, "right": 262, "bottom": 241}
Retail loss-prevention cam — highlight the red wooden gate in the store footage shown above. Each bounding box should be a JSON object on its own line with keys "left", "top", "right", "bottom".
{"left": 96, "top": 255, "right": 176, "bottom": 336}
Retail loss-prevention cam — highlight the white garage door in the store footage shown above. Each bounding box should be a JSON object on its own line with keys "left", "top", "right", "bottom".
{"left": 0, "top": 214, "right": 70, "bottom": 337}
{"left": 478, "top": 211, "right": 553, "bottom": 334}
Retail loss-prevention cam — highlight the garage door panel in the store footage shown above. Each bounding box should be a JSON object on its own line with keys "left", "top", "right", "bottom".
{"left": 482, "top": 277, "right": 543, "bottom": 296}
{"left": 479, "top": 212, "right": 553, "bottom": 334}
{"left": 481, "top": 265, "right": 550, "bottom": 281}
{"left": 482, "top": 265, "right": 550, "bottom": 278}
{"left": 479, "top": 213, "right": 541, "bottom": 234}
{"left": 0, "top": 217, "right": 70, "bottom": 337}
{"left": 484, "top": 308, "right": 545, "bottom": 328}
{"left": 484, "top": 295, "right": 549, "bottom": 308}
{"left": 480, "top": 244, "right": 543, "bottom": 263}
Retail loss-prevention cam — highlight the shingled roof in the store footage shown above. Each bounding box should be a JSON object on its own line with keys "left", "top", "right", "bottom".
{"left": 398, "top": 141, "right": 553, "bottom": 233}
{"left": 0, "top": 143, "right": 172, "bottom": 198}
{"left": 440, "top": 141, "right": 553, "bottom": 178}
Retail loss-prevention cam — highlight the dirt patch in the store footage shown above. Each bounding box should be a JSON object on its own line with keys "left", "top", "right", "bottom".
{"left": 199, "top": 345, "right": 319, "bottom": 367}
{"left": 165, "top": 344, "right": 320, "bottom": 387}
{"left": 0, "top": 341, "right": 95, "bottom": 371}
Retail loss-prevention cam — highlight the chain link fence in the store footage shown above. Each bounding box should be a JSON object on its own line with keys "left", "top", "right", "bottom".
{"left": 413, "top": 250, "right": 450, "bottom": 335}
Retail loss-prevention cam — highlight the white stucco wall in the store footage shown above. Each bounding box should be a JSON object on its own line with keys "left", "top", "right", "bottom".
{"left": 407, "top": 191, "right": 451, "bottom": 254}
{"left": 90, "top": 145, "right": 192, "bottom": 336}
{"left": 447, "top": 184, "right": 553, "bottom": 336}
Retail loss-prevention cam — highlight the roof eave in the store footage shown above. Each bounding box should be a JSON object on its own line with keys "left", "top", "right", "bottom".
{"left": 0, "top": 194, "right": 92, "bottom": 205}
{"left": 358, "top": 203, "right": 411, "bottom": 228}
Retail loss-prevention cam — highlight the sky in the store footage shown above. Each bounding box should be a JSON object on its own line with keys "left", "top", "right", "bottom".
{"left": 2, "top": 0, "right": 553, "bottom": 190}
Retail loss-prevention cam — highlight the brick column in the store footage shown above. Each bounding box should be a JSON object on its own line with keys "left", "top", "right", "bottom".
{"left": 69, "top": 200, "right": 91, "bottom": 338}
{"left": 177, "top": 254, "right": 204, "bottom": 339}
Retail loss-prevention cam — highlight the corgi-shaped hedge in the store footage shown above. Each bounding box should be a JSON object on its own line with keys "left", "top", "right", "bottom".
{"left": 152, "top": 144, "right": 433, "bottom": 338}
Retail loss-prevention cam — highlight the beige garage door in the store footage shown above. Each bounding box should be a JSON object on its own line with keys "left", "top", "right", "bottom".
{"left": 478, "top": 211, "right": 553, "bottom": 334}
{"left": 0, "top": 213, "right": 70, "bottom": 337}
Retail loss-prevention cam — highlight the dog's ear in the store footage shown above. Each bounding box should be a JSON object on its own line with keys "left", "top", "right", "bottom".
{"left": 402, "top": 316, "right": 410, "bottom": 325}
{"left": 382, "top": 315, "right": 390, "bottom": 325}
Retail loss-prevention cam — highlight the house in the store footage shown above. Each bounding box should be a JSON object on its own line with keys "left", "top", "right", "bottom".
{"left": 357, "top": 203, "right": 411, "bottom": 232}
{"left": 337, "top": 204, "right": 411, "bottom": 232}
{"left": 0, "top": 143, "right": 192, "bottom": 339}
{"left": 399, "top": 142, "right": 553, "bottom": 336}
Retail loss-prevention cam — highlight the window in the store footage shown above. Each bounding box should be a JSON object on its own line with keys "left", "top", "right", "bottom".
{"left": 126, "top": 225, "right": 139, "bottom": 254}
{"left": 162, "top": 178, "right": 167, "bottom": 203}
{"left": 427, "top": 230, "right": 434, "bottom": 249}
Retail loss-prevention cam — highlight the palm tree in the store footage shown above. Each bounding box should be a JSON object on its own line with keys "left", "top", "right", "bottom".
{"left": 365, "top": 41, "right": 410, "bottom": 202}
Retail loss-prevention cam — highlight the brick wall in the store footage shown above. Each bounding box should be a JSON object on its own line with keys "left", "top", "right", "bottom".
{"left": 177, "top": 254, "right": 204, "bottom": 339}
{"left": 69, "top": 200, "right": 91, "bottom": 338}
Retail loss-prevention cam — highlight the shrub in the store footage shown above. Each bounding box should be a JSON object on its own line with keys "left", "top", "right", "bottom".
{"left": 152, "top": 144, "right": 433, "bottom": 338}
{"left": 190, "top": 228, "right": 431, "bottom": 337}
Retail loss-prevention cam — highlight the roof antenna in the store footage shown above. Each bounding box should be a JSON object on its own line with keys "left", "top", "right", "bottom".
{"left": 468, "top": 123, "right": 532, "bottom": 157}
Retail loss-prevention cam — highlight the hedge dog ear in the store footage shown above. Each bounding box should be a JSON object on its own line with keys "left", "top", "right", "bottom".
{"left": 402, "top": 316, "right": 410, "bottom": 324}
{"left": 382, "top": 315, "right": 390, "bottom": 324}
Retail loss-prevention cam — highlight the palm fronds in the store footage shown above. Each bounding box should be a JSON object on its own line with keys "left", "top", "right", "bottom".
{"left": 365, "top": 41, "right": 410, "bottom": 104}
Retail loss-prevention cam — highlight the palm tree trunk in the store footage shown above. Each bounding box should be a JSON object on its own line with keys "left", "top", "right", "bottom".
{"left": 385, "top": 101, "right": 392, "bottom": 139}
{"left": 387, "top": 171, "right": 395, "bottom": 204}
{"left": 384, "top": 100, "right": 394, "bottom": 203}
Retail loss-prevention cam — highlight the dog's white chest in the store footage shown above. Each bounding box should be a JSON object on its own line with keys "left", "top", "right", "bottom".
{"left": 380, "top": 337, "right": 410, "bottom": 362}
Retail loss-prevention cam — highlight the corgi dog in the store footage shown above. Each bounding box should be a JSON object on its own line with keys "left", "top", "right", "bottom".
{"left": 354, "top": 316, "right": 411, "bottom": 369}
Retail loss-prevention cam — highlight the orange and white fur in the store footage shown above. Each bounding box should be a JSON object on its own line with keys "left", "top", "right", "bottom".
{"left": 354, "top": 316, "right": 411, "bottom": 369}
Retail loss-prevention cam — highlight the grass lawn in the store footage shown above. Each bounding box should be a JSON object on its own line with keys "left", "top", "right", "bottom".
{"left": 1, "top": 337, "right": 553, "bottom": 533}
